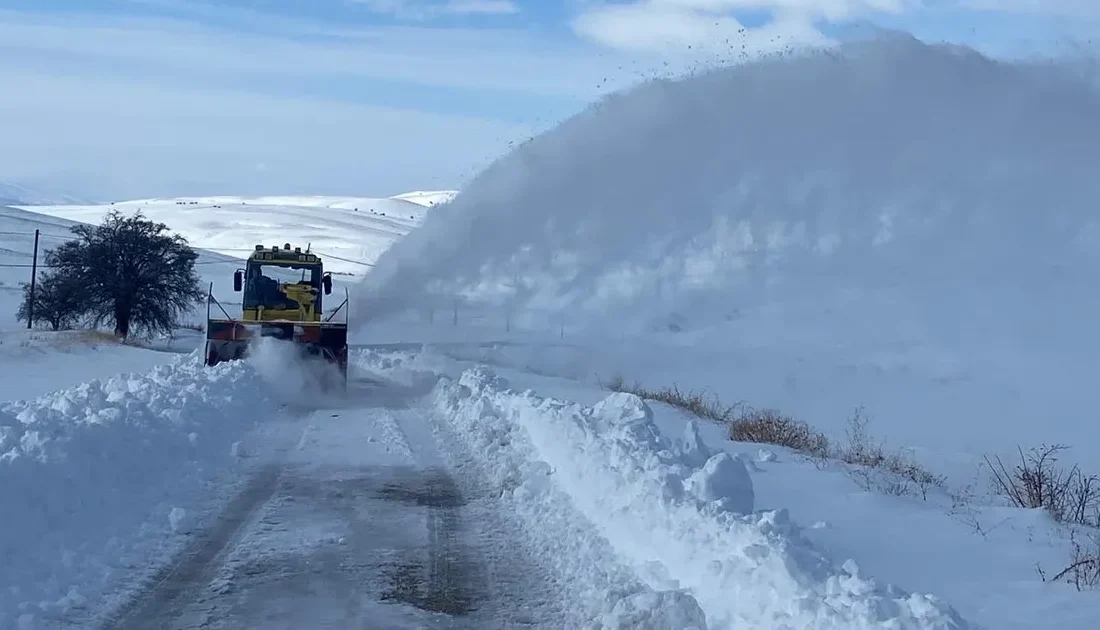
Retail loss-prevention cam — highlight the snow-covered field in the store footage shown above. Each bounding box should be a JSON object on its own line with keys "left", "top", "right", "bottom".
{"left": 0, "top": 189, "right": 456, "bottom": 371}
{"left": 3, "top": 32, "right": 1099, "bottom": 630}
{"left": 18, "top": 191, "right": 455, "bottom": 278}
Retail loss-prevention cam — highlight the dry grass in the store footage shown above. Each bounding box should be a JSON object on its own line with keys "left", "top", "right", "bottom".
{"left": 601, "top": 374, "right": 743, "bottom": 423}
{"left": 600, "top": 375, "right": 944, "bottom": 500}
{"left": 833, "top": 408, "right": 946, "bottom": 499}
{"left": 729, "top": 407, "right": 831, "bottom": 460}
{"left": 18, "top": 330, "right": 122, "bottom": 350}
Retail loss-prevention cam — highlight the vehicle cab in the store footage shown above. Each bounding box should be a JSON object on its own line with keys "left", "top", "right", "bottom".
{"left": 233, "top": 243, "right": 333, "bottom": 322}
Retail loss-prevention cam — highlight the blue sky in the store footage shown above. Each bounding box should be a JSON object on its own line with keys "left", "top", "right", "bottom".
{"left": 0, "top": 0, "right": 1096, "bottom": 200}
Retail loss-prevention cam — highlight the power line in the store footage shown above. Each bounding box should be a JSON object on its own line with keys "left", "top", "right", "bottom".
{"left": 0, "top": 260, "right": 237, "bottom": 268}
{"left": 310, "top": 248, "right": 375, "bottom": 267}
{"left": 0, "top": 229, "right": 378, "bottom": 267}
{"left": 0, "top": 231, "right": 66, "bottom": 238}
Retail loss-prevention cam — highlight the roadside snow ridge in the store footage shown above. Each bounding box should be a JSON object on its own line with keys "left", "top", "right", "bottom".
{"left": 434, "top": 366, "right": 970, "bottom": 630}
{"left": 0, "top": 355, "right": 275, "bottom": 627}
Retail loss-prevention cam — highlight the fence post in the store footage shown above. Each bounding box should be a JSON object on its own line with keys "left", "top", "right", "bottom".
{"left": 26, "top": 229, "right": 39, "bottom": 329}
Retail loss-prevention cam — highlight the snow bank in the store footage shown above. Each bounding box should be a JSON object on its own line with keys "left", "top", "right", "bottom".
{"left": 433, "top": 366, "right": 969, "bottom": 630}
{"left": 0, "top": 354, "right": 276, "bottom": 627}
{"left": 424, "top": 363, "right": 705, "bottom": 628}
{"left": 0, "top": 331, "right": 177, "bottom": 402}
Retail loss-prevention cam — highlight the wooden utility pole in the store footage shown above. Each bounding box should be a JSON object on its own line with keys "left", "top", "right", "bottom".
{"left": 27, "top": 229, "right": 39, "bottom": 329}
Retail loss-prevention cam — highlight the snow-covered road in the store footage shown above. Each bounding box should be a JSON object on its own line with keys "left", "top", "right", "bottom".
{"left": 98, "top": 377, "right": 570, "bottom": 629}
{"left": 9, "top": 342, "right": 1076, "bottom": 630}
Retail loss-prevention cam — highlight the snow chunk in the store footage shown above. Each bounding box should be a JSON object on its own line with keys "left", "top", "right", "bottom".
{"left": 603, "top": 588, "right": 707, "bottom": 630}
{"left": 685, "top": 452, "right": 753, "bottom": 515}
{"left": 679, "top": 420, "right": 712, "bottom": 468}
{"left": 169, "top": 507, "right": 188, "bottom": 533}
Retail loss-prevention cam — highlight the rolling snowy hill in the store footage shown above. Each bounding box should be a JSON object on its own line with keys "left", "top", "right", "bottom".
{"left": 0, "top": 181, "right": 87, "bottom": 206}
{"left": 0, "top": 203, "right": 245, "bottom": 325}
{"left": 0, "top": 191, "right": 448, "bottom": 400}
{"left": 20, "top": 193, "right": 448, "bottom": 278}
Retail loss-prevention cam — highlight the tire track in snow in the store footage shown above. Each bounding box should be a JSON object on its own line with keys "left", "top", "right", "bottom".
{"left": 90, "top": 395, "right": 568, "bottom": 629}
{"left": 99, "top": 462, "right": 287, "bottom": 630}
{"left": 377, "top": 466, "right": 479, "bottom": 617}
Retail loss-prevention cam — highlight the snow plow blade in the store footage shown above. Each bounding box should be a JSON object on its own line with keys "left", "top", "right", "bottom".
{"left": 205, "top": 320, "right": 347, "bottom": 367}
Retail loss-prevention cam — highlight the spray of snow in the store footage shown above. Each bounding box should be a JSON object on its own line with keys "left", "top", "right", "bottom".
{"left": 356, "top": 34, "right": 1100, "bottom": 341}
{"left": 244, "top": 336, "right": 346, "bottom": 404}
{"left": 431, "top": 365, "right": 969, "bottom": 629}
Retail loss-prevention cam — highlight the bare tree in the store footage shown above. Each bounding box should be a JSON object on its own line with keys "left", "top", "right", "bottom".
{"left": 46, "top": 210, "right": 204, "bottom": 338}
{"left": 16, "top": 272, "right": 83, "bottom": 331}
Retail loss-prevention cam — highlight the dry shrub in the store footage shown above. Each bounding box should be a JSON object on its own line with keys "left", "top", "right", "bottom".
{"left": 985, "top": 444, "right": 1100, "bottom": 527}
{"left": 728, "top": 407, "right": 830, "bottom": 460}
{"left": 1039, "top": 530, "right": 1100, "bottom": 592}
{"left": 599, "top": 375, "right": 742, "bottom": 424}
{"left": 986, "top": 444, "right": 1100, "bottom": 591}
{"left": 835, "top": 408, "right": 946, "bottom": 500}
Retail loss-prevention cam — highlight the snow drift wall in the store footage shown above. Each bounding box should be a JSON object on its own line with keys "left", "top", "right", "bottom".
{"left": 358, "top": 34, "right": 1100, "bottom": 339}
{"left": 0, "top": 355, "right": 276, "bottom": 628}
{"left": 432, "top": 365, "right": 969, "bottom": 629}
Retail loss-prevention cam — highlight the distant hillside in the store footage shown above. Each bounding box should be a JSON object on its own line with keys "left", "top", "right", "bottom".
{"left": 0, "top": 181, "right": 88, "bottom": 206}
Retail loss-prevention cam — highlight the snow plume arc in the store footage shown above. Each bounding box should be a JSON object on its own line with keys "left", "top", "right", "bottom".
{"left": 357, "top": 33, "right": 1100, "bottom": 334}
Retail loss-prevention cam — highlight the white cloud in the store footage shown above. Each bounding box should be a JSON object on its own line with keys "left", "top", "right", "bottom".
{"left": 445, "top": 0, "right": 520, "bottom": 14}
{"left": 350, "top": 0, "right": 519, "bottom": 19}
{"left": 0, "top": 8, "right": 580, "bottom": 199}
{"left": 0, "top": 65, "right": 532, "bottom": 199}
{"left": 959, "top": 0, "right": 1100, "bottom": 19}
{"left": 0, "top": 10, "right": 605, "bottom": 99}
{"left": 571, "top": 1, "right": 834, "bottom": 53}
{"left": 642, "top": 0, "right": 909, "bottom": 20}
{"left": 570, "top": 0, "right": 1100, "bottom": 53}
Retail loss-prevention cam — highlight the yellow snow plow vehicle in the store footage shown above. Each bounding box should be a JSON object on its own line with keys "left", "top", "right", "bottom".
{"left": 203, "top": 243, "right": 348, "bottom": 387}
